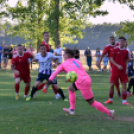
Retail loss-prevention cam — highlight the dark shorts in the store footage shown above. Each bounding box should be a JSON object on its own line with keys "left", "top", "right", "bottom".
{"left": 36, "top": 73, "right": 57, "bottom": 84}
{"left": 128, "top": 65, "right": 134, "bottom": 77}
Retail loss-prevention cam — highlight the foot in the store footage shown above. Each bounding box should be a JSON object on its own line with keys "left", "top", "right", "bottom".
{"left": 55, "top": 93, "right": 61, "bottom": 100}
{"left": 63, "top": 98, "right": 68, "bottom": 102}
{"left": 42, "top": 87, "right": 47, "bottom": 94}
{"left": 26, "top": 96, "right": 32, "bottom": 101}
{"left": 127, "top": 92, "right": 132, "bottom": 97}
{"left": 63, "top": 108, "right": 75, "bottom": 115}
{"left": 104, "top": 99, "right": 113, "bottom": 104}
{"left": 109, "top": 110, "right": 115, "bottom": 119}
{"left": 15, "top": 94, "right": 19, "bottom": 100}
{"left": 122, "top": 102, "right": 131, "bottom": 105}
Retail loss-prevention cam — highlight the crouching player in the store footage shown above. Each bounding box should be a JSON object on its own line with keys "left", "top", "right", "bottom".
{"left": 11, "top": 44, "right": 33, "bottom": 100}
{"left": 104, "top": 37, "right": 134, "bottom": 105}
{"left": 45, "top": 48, "right": 115, "bottom": 118}
{"left": 26, "top": 45, "right": 68, "bottom": 101}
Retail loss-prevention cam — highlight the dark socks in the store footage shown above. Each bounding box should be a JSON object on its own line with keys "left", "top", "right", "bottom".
{"left": 127, "top": 78, "right": 134, "bottom": 92}
{"left": 31, "top": 86, "right": 37, "bottom": 97}
{"left": 57, "top": 88, "right": 65, "bottom": 100}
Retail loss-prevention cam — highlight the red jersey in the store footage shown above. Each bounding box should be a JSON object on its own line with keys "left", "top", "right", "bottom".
{"left": 111, "top": 47, "right": 129, "bottom": 71}
{"left": 102, "top": 43, "right": 119, "bottom": 66}
{"left": 11, "top": 52, "right": 33, "bottom": 75}
{"left": 41, "top": 41, "right": 50, "bottom": 52}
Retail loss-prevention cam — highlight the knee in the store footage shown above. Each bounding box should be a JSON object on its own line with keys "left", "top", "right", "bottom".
{"left": 87, "top": 97, "right": 94, "bottom": 105}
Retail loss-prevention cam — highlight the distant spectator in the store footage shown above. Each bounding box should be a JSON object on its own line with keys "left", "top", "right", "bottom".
{"left": 23, "top": 45, "right": 26, "bottom": 52}
{"left": 12, "top": 46, "right": 18, "bottom": 58}
{"left": 50, "top": 45, "right": 54, "bottom": 53}
{"left": 3, "top": 45, "right": 9, "bottom": 69}
{"left": 27, "top": 44, "right": 34, "bottom": 70}
{"left": 103, "top": 53, "right": 109, "bottom": 70}
{"left": 8, "top": 45, "right": 13, "bottom": 59}
{"left": 95, "top": 48, "right": 102, "bottom": 71}
{"left": 54, "top": 45, "right": 63, "bottom": 65}
{"left": 74, "top": 46, "right": 80, "bottom": 60}
{"left": 0, "top": 43, "right": 3, "bottom": 69}
{"left": 84, "top": 47, "right": 93, "bottom": 71}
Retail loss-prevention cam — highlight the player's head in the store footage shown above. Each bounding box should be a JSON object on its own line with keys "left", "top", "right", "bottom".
{"left": 39, "top": 45, "right": 46, "bottom": 54}
{"left": 17, "top": 44, "right": 23, "bottom": 55}
{"left": 43, "top": 32, "right": 49, "bottom": 42}
{"left": 64, "top": 48, "right": 75, "bottom": 60}
{"left": 109, "top": 36, "right": 115, "bottom": 45}
{"left": 96, "top": 47, "right": 100, "bottom": 51}
{"left": 119, "top": 37, "right": 126, "bottom": 48}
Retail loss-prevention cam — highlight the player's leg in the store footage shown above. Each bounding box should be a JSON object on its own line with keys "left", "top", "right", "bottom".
{"left": 14, "top": 77, "right": 21, "bottom": 100}
{"left": 115, "top": 80, "right": 121, "bottom": 97}
{"left": 63, "top": 84, "right": 76, "bottom": 115}
{"left": 127, "top": 77, "right": 134, "bottom": 96}
{"left": 24, "top": 82, "right": 30, "bottom": 98}
{"left": 120, "top": 72, "right": 130, "bottom": 105}
{"left": 52, "top": 84, "right": 67, "bottom": 101}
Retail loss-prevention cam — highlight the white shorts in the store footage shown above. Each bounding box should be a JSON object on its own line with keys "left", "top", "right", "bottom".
{"left": 58, "top": 56, "right": 62, "bottom": 63}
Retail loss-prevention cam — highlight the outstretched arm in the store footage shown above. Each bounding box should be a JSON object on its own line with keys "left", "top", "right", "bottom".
{"left": 49, "top": 64, "right": 64, "bottom": 81}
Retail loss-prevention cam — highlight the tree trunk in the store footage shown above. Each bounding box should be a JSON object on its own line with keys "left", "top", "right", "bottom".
{"left": 37, "top": 39, "right": 41, "bottom": 52}
{"left": 54, "top": 0, "right": 60, "bottom": 46}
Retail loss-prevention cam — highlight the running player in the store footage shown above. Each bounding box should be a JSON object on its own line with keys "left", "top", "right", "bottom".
{"left": 104, "top": 37, "right": 134, "bottom": 105}
{"left": 41, "top": 32, "right": 61, "bottom": 99}
{"left": 11, "top": 44, "right": 33, "bottom": 100}
{"left": 45, "top": 48, "right": 115, "bottom": 118}
{"left": 26, "top": 45, "right": 68, "bottom": 101}
{"left": 99, "top": 36, "right": 121, "bottom": 97}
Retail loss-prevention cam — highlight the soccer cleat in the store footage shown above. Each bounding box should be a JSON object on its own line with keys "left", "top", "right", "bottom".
{"left": 127, "top": 92, "right": 132, "bottom": 97}
{"left": 55, "top": 93, "right": 61, "bottom": 99}
{"left": 104, "top": 99, "right": 113, "bottom": 104}
{"left": 122, "top": 102, "right": 131, "bottom": 105}
{"left": 42, "top": 88, "right": 47, "bottom": 94}
{"left": 109, "top": 110, "right": 115, "bottom": 119}
{"left": 15, "top": 95, "right": 19, "bottom": 100}
{"left": 26, "top": 96, "right": 32, "bottom": 101}
{"left": 63, "top": 108, "right": 75, "bottom": 115}
{"left": 63, "top": 98, "right": 68, "bottom": 102}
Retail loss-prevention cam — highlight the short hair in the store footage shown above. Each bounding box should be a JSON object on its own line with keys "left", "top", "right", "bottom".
{"left": 119, "top": 37, "right": 126, "bottom": 40}
{"left": 109, "top": 36, "right": 115, "bottom": 39}
{"left": 64, "top": 48, "right": 75, "bottom": 58}
{"left": 43, "top": 32, "right": 49, "bottom": 35}
{"left": 17, "top": 44, "right": 22, "bottom": 47}
{"left": 40, "top": 44, "right": 46, "bottom": 48}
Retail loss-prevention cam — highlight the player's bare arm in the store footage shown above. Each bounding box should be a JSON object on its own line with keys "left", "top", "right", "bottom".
{"left": 110, "top": 57, "right": 123, "bottom": 70}
{"left": 11, "top": 64, "right": 20, "bottom": 75}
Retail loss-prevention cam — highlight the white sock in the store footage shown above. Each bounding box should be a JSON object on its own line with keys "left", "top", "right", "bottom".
{"left": 109, "top": 98, "right": 113, "bottom": 101}
{"left": 16, "top": 93, "right": 19, "bottom": 95}
{"left": 122, "top": 100, "right": 127, "bottom": 103}
{"left": 24, "top": 95, "right": 27, "bottom": 98}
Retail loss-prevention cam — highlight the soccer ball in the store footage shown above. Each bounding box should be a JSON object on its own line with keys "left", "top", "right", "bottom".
{"left": 66, "top": 71, "right": 78, "bottom": 83}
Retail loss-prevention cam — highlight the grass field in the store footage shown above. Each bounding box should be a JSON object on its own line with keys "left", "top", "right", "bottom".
{"left": 0, "top": 70, "right": 134, "bottom": 134}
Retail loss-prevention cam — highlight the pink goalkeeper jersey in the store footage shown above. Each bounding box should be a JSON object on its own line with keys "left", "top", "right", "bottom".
{"left": 49, "top": 58, "right": 90, "bottom": 84}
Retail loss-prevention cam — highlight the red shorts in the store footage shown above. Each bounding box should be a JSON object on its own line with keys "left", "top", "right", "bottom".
{"left": 110, "top": 70, "right": 128, "bottom": 83}
{"left": 14, "top": 73, "right": 31, "bottom": 83}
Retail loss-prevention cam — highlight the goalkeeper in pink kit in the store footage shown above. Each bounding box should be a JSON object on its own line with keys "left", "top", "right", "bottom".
{"left": 48, "top": 48, "right": 114, "bottom": 118}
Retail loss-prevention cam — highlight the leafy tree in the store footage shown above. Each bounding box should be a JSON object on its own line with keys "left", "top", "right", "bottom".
{"left": 5, "top": 0, "right": 134, "bottom": 50}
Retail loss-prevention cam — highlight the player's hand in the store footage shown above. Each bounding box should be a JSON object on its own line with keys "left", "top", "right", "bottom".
{"left": 14, "top": 70, "right": 20, "bottom": 75}
{"left": 117, "top": 65, "right": 123, "bottom": 70}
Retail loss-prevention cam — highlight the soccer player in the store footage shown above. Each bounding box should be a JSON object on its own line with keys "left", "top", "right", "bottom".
{"left": 45, "top": 48, "right": 115, "bottom": 118}
{"left": 104, "top": 37, "right": 134, "bottom": 105}
{"left": 11, "top": 44, "right": 33, "bottom": 100}
{"left": 41, "top": 32, "right": 61, "bottom": 99}
{"left": 99, "top": 36, "right": 121, "bottom": 97}
{"left": 26, "top": 45, "right": 68, "bottom": 101}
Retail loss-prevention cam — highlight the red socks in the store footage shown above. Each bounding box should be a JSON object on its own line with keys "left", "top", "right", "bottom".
{"left": 25, "top": 86, "right": 30, "bottom": 95}
{"left": 51, "top": 85, "right": 58, "bottom": 94}
{"left": 15, "top": 83, "right": 19, "bottom": 94}
{"left": 37, "top": 83, "right": 45, "bottom": 91}
{"left": 122, "top": 91, "right": 127, "bottom": 100}
{"left": 109, "top": 91, "right": 114, "bottom": 98}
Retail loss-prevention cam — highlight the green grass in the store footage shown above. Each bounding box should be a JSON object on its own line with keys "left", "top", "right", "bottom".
{"left": 0, "top": 70, "right": 134, "bottom": 134}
